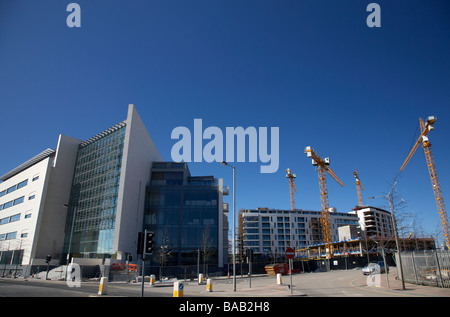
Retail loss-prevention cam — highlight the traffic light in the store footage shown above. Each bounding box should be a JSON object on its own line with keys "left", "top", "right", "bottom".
{"left": 137, "top": 231, "right": 155, "bottom": 255}
{"left": 45, "top": 255, "right": 52, "bottom": 263}
{"left": 145, "top": 231, "right": 154, "bottom": 254}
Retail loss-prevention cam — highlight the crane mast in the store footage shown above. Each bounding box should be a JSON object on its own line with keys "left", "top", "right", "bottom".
{"left": 286, "top": 168, "right": 297, "bottom": 210}
{"left": 400, "top": 116, "right": 450, "bottom": 249}
{"left": 353, "top": 169, "right": 365, "bottom": 207}
{"left": 305, "top": 146, "right": 344, "bottom": 258}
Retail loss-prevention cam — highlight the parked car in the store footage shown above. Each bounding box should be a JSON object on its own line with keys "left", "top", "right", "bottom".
{"left": 362, "top": 261, "right": 389, "bottom": 275}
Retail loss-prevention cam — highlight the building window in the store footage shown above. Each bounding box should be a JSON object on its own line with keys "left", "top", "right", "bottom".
{"left": 3, "top": 201, "right": 13, "bottom": 209}
{"left": 0, "top": 231, "right": 17, "bottom": 241}
{"left": 14, "top": 196, "right": 24, "bottom": 205}
{"left": 6, "top": 185, "right": 16, "bottom": 194}
{"left": 9, "top": 214, "right": 20, "bottom": 222}
{"left": 17, "top": 180, "right": 28, "bottom": 189}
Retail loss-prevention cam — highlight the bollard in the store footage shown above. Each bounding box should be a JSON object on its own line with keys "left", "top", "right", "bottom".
{"left": 206, "top": 279, "right": 213, "bottom": 292}
{"left": 198, "top": 273, "right": 204, "bottom": 284}
{"left": 173, "top": 281, "right": 184, "bottom": 297}
{"left": 277, "top": 273, "right": 282, "bottom": 285}
{"left": 149, "top": 274, "right": 155, "bottom": 286}
{"left": 98, "top": 277, "right": 108, "bottom": 295}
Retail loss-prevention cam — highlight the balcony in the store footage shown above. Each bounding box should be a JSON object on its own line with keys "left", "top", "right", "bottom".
{"left": 223, "top": 203, "right": 229, "bottom": 212}
{"left": 223, "top": 186, "right": 229, "bottom": 195}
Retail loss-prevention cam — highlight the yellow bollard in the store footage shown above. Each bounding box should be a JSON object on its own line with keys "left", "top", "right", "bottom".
{"left": 149, "top": 274, "right": 155, "bottom": 286}
{"left": 173, "top": 281, "right": 184, "bottom": 297}
{"left": 206, "top": 279, "right": 213, "bottom": 292}
{"left": 198, "top": 273, "right": 204, "bottom": 284}
{"left": 98, "top": 277, "right": 108, "bottom": 295}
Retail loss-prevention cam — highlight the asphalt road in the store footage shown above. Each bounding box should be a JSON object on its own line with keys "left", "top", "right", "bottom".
{"left": 0, "top": 268, "right": 449, "bottom": 298}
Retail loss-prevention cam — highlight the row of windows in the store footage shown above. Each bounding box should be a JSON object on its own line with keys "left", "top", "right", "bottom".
{"left": 245, "top": 234, "right": 307, "bottom": 241}
{"left": 0, "top": 231, "right": 17, "bottom": 241}
{"left": 0, "top": 196, "right": 24, "bottom": 211}
{"left": 246, "top": 239, "right": 308, "bottom": 248}
{"left": 0, "top": 179, "right": 28, "bottom": 199}
{"left": 245, "top": 216, "right": 354, "bottom": 224}
{"left": 245, "top": 228, "right": 307, "bottom": 235}
{"left": 0, "top": 175, "right": 39, "bottom": 200}
{"left": 244, "top": 222, "right": 306, "bottom": 228}
{"left": 0, "top": 213, "right": 21, "bottom": 225}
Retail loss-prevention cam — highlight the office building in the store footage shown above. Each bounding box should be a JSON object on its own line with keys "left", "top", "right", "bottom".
{"left": 0, "top": 104, "right": 230, "bottom": 271}
{"left": 0, "top": 136, "right": 81, "bottom": 267}
{"left": 144, "top": 162, "right": 229, "bottom": 268}
{"left": 63, "top": 105, "right": 162, "bottom": 262}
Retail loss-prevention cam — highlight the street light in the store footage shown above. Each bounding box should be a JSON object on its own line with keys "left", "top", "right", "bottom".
{"left": 369, "top": 181, "right": 406, "bottom": 290}
{"left": 221, "top": 161, "right": 236, "bottom": 292}
{"left": 63, "top": 203, "right": 77, "bottom": 281}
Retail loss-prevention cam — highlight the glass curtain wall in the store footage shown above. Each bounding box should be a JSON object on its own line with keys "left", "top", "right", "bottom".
{"left": 145, "top": 169, "right": 219, "bottom": 266}
{"left": 63, "top": 124, "right": 126, "bottom": 260}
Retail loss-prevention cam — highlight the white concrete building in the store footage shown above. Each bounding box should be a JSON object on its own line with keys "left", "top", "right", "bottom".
{"left": 349, "top": 206, "right": 394, "bottom": 238}
{"left": 241, "top": 207, "right": 359, "bottom": 255}
{"left": 0, "top": 135, "right": 80, "bottom": 268}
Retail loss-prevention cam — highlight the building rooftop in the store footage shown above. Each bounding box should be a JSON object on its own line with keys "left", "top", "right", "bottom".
{"left": 0, "top": 148, "right": 56, "bottom": 182}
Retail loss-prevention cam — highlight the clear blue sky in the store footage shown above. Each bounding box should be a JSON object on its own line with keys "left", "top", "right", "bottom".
{"left": 1, "top": 1, "right": 450, "bottom": 242}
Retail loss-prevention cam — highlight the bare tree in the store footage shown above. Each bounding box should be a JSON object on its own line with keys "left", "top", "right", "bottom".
{"left": 156, "top": 227, "right": 171, "bottom": 281}
{"left": 201, "top": 225, "right": 214, "bottom": 276}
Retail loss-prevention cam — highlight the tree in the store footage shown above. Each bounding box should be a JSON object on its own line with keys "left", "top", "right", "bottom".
{"left": 201, "top": 226, "right": 214, "bottom": 275}
{"left": 156, "top": 227, "right": 171, "bottom": 281}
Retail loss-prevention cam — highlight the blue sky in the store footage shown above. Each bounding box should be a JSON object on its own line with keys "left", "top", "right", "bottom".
{"left": 1, "top": 0, "right": 450, "bottom": 241}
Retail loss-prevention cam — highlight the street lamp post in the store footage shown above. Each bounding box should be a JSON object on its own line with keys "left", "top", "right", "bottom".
{"left": 369, "top": 181, "right": 406, "bottom": 290}
{"left": 221, "top": 161, "right": 236, "bottom": 292}
{"left": 63, "top": 203, "right": 77, "bottom": 281}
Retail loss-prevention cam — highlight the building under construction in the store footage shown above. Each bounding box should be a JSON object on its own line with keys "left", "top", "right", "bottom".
{"left": 296, "top": 236, "right": 436, "bottom": 260}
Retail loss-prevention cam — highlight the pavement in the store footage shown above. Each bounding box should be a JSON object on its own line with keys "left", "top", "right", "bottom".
{"left": 140, "top": 269, "right": 450, "bottom": 297}
{"left": 352, "top": 271, "right": 450, "bottom": 297}
{"left": 195, "top": 275, "right": 307, "bottom": 297}
{"left": 4, "top": 268, "right": 450, "bottom": 297}
{"left": 194, "top": 270, "right": 450, "bottom": 297}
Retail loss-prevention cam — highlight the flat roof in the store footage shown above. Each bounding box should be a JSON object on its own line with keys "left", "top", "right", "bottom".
{"left": 0, "top": 148, "right": 56, "bottom": 182}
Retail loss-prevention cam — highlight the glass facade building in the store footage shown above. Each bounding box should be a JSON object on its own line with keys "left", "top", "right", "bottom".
{"left": 63, "top": 122, "right": 126, "bottom": 259}
{"left": 144, "top": 162, "right": 222, "bottom": 266}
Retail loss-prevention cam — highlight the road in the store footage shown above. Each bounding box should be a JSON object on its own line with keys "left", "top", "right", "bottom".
{"left": 0, "top": 268, "right": 449, "bottom": 297}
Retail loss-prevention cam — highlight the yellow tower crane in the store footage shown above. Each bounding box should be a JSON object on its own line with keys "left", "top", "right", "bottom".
{"left": 286, "top": 168, "right": 297, "bottom": 210}
{"left": 353, "top": 169, "right": 365, "bottom": 207}
{"left": 400, "top": 116, "right": 450, "bottom": 249}
{"left": 304, "top": 146, "right": 344, "bottom": 258}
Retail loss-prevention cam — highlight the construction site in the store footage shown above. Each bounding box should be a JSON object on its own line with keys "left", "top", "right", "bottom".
{"left": 241, "top": 116, "right": 450, "bottom": 287}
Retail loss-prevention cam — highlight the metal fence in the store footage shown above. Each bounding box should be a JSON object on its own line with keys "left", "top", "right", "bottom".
{"left": 396, "top": 250, "right": 450, "bottom": 288}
